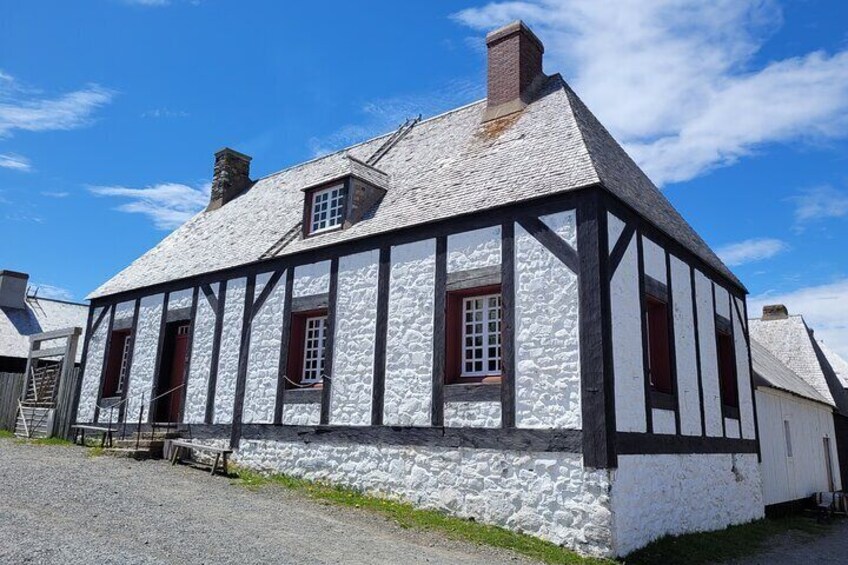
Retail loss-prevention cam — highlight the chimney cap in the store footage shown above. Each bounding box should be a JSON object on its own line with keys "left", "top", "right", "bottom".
{"left": 215, "top": 147, "right": 252, "bottom": 162}
{"left": 486, "top": 20, "right": 544, "bottom": 53}
{"left": 762, "top": 304, "right": 789, "bottom": 320}
{"left": 0, "top": 269, "right": 28, "bottom": 279}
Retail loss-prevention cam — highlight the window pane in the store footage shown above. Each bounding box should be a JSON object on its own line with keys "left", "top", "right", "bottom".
{"left": 460, "top": 293, "right": 503, "bottom": 377}
{"left": 646, "top": 296, "right": 673, "bottom": 394}
{"left": 302, "top": 315, "right": 327, "bottom": 383}
{"left": 310, "top": 185, "right": 345, "bottom": 233}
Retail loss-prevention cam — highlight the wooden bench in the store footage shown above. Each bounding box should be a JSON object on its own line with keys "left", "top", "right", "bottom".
{"left": 71, "top": 424, "right": 117, "bottom": 448}
{"left": 169, "top": 440, "right": 232, "bottom": 476}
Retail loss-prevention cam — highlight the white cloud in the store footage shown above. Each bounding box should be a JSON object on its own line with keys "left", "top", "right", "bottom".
{"left": 0, "top": 70, "right": 114, "bottom": 137}
{"left": 41, "top": 191, "right": 69, "bottom": 198}
{"left": 716, "top": 238, "right": 788, "bottom": 267}
{"left": 453, "top": 0, "right": 848, "bottom": 185}
{"left": 0, "top": 153, "right": 31, "bottom": 171}
{"left": 89, "top": 182, "right": 210, "bottom": 230}
{"left": 791, "top": 185, "right": 848, "bottom": 229}
{"left": 749, "top": 278, "right": 848, "bottom": 359}
{"left": 308, "top": 79, "right": 484, "bottom": 157}
{"left": 29, "top": 283, "right": 75, "bottom": 302}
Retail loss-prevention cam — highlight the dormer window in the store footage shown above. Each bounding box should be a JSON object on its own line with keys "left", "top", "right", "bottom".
{"left": 310, "top": 184, "right": 345, "bottom": 234}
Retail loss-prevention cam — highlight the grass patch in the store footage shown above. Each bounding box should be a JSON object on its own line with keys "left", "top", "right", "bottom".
{"left": 232, "top": 467, "right": 612, "bottom": 564}
{"left": 0, "top": 429, "right": 15, "bottom": 439}
{"left": 626, "top": 515, "right": 831, "bottom": 564}
{"left": 87, "top": 445, "right": 106, "bottom": 457}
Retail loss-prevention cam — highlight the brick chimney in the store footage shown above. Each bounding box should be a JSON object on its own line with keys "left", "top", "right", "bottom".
{"left": 0, "top": 270, "right": 28, "bottom": 310}
{"left": 207, "top": 148, "right": 252, "bottom": 210}
{"left": 762, "top": 304, "right": 789, "bottom": 320}
{"left": 484, "top": 20, "right": 546, "bottom": 122}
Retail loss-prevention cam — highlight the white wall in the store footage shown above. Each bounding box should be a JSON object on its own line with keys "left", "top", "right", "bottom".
{"left": 183, "top": 283, "right": 218, "bottom": 423}
{"left": 447, "top": 226, "right": 501, "bottom": 273}
{"left": 76, "top": 306, "right": 108, "bottom": 422}
{"left": 331, "top": 251, "right": 379, "bottom": 426}
{"left": 243, "top": 272, "right": 286, "bottom": 424}
{"left": 293, "top": 260, "right": 330, "bottom": 297}
{"left": 232, "top": 438, "right": 613, "bottom": 557}
{"left": 733, "top": 296, "right": 756, "bottom": 440}
{"left": 756, "top": 388, "right": 840, "bottom": 505}
{"left": 671, "top": 255, "right": 702, "bottom": 436}
{"left": 125, "top": 294, "right": 165, "bottom": 423}
{"left": 383, "top": 240, "right": 435, "bottom": 426}
{"left": 281, "top": 402, "right": 321, "bottom": 425}
{"left": 514, "top": 211, "right": 581, "bottom": 429}
{"left": 444, "top": 401, "right": 501, "bottom": 428}
{"left": 695, "top": 270, "right": 723, "bottom": 437}
{"left": 213, "top": 278, "right": 246, "bottom": 424}
{"left": 611, "top": 453, "right": 764, "bottom": 556}
{"left": 609, "top": 214, "right": 646, "bottom": 432}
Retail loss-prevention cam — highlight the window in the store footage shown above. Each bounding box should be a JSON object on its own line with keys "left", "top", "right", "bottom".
{"left": 646, "top": 294, "right": 673, "bottom": 395}
{"left": 301, "top": 315, "right": 327, "bottom": 384}
{"left": 784, "top": 420, "right": 793, "bottom": 457}
{"left": 462, "top": 294, "right": 502, "bottom": 377}
{"left": 716, "top": 326, "right": 739, "bottom": 409}
{"left": 445, "top": 285, "right": 502, "bottom": 383}
{"left": 309, "top": 184, "right": 345, "bottom": 234}
{"left": 286, "top": 309, "right": 329, "bottom": 387}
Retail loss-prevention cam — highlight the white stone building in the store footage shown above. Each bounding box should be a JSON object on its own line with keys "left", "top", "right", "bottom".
{"left": 73, "top": 21, "right": 764, "bottom": 557}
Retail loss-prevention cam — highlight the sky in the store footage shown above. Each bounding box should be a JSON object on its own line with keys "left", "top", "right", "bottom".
{"left": 1, "top": 0, "right": 847, "bottom": 356}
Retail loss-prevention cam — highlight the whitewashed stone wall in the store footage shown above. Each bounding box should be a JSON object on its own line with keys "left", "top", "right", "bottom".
{"left": 231, "top": 439, "right": 613, "bottom": 557}
{"left": 125, "top": 294, "right": 165, "bottom": 422}
{"left": 641, "top": 237, "right": 666, "bottom": 283}
{"left": 183, "top": 284, "right": 218, "bottom": 423}
{"left": 611, "top": 453, "right": 763, "bottom": 556}
{"left": 331, "top": 251, "right": 379, "bottom": 426}
{"left": 515, "top": 211, "right": 580, "bottom": 429}
{"left": 670, "top": 255, "right": 702, "bottom": 436}
{"left": 714, "top": 285, "right": 730, "bottom": 320}
{"left": 733, "top": 297, "right": 756, "bottom": 440}
{"left": 214, "top": 278, "right": 246, "bottom": 424}
{"left": 293, "top": 260, "right": 330, "bottom": 297}
{"left": 609, "top": 214, "right": 646, "bottom": 432}
{"left": 695, "top": 270, "right": 723, "bottom": 436}
{"left": 243, "top": 272, "right": 286, "bottom": 424}
{"left": 168, "top": 288, "right": 193, "bottom": 311}
{"left": 76, "top": 307, "right": 108, "bottom": 422}
{"left": 725, "top": 418, "right": 741, "bottom": 438}
{"left": 281, "top": 403, "right": 321, "bottom": 425}
{"left": 447, "top": 226, "right": 501, "bottom": 273}
{"left": 384, "top": 240, "right": 435, "bottom": 426}
{"left": 114, "top": 301, "right": 135, "bottom": 322}
{"left": 444, "top": 401, "right": 501, "bottom": 428}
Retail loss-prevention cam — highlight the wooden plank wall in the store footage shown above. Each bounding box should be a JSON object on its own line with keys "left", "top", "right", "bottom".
{"left": 0, "top": 372, "right": 24, "bottom": 431}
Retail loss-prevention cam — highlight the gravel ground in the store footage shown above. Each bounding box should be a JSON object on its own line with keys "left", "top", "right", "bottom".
{"left": 0, "top": 438, "right": 536, "bottom": 565}
{"left": 730, "top": 518, "right": 848, "bottom": 564}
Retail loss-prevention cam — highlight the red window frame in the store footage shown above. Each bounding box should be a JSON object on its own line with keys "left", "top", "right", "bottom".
{"left": 716, "top": 327, "right": 739, "bottom": 409}
{"left": 101, "top": 329, "right": 131, "bottom": 398}
{"left": 445, "top": 284, "right": 503, "bottom": 384}
{"left": 286, "top": 308, "right": 328, "bottom": 389}
{"left": 645, "top": 295, "right": 673, "bottom": 395}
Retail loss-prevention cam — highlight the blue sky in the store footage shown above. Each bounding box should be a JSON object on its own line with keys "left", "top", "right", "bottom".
{"left": 1, "top": 0, "right": 847, "bottom": 355}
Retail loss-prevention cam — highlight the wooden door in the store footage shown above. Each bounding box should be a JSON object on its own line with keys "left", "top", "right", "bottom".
{"left": 157, "top": 323, "right": 189, "bottom": 422}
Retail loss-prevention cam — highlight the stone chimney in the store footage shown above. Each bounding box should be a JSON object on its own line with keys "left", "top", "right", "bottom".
{"left": 0, "top": 270, "right": 28, "bottom": 309}
{"left": 484, "top": 20, "right": 546, "bottom": 122}
{"left": 762, "top": 304, "right": 789, "bottom": 320}
{"left": 207, "top": 148, "right": 252, "bottom": 210}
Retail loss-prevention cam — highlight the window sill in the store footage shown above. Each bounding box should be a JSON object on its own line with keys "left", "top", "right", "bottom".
{"left": 283, "top": 387, "right": 322, "bottom": 405}
{"left": 650, "top": 390, "right": 676, "bottom": 411}
{"left": 444, "top": 381, "right": 501, "bottom": 402}
{"left": 307, "top": 225, "right": 343, "bottom": 237}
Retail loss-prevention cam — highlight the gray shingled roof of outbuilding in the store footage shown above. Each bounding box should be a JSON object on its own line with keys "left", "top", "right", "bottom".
{"left": 90, "top": 74, "right": 741, "bottom": 298}
{"left": 0, "top": 297, "right": 88, "bottom": 362}
{"left": 751, "top": 338, "right": 831, "bottom": 406}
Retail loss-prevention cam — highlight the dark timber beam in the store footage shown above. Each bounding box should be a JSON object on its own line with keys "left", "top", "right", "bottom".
{"left": 431, "top": 237, "right": 447, "bottom": 427}
{"left": 118, "top": 298, "right": 142, "bottom": 423}
{"left": 578, "top": 190, "right": 616, "bottom": 468}
{"left": 371, "top": 247, "right": 390, "bottom": 426}
{"left": 230, "top": 274, "right": 257, "bottom": 449}
{"left": 178, "top": 287, "right": 199, "bottom": 424}
{"left": 90, "top": 305, "right": 110, "bottom": 338}
{"left": 205, "top": 280, "right": 227, "bottom": 424}
{"left": 608, "top": 223, "right": 636, "bottom": 277}
{"left": 274, "top": 269, "right": 295, "bottom": 424}
{"left": 320, "top": 259, "right": 339, "bottom": 426}
{"left": 500, "top": 221, "right": 516, "bottom": 428}
{"left": 200, "top": 284, "right": 218, "bottom": 312}
{"left": 251, "top": 270, "right": 283, "bottom": 319}
{"left": 517, "top": 215, "right": 580, "bottom": 274}
{"left": 148, "top": 292, "right": 171, "bottom": 422}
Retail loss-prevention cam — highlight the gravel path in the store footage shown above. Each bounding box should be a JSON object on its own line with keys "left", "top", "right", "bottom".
{"left": 730, "top": 518, "right": 848, "bottom": 564}
{"left": 0, "top": 438, "right": 535, "bottom": 565}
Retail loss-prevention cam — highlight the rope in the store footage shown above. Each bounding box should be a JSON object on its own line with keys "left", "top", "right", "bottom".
{"left": 282, "top": 373, "right": 330, "bottom": 388}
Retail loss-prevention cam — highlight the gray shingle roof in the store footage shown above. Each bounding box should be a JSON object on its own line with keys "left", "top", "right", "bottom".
{"left": 751, "top": 338, "right": 831, "bottom": 406}
{"left": 90, "top": 74, "right": 741, "bottom": 298}
{"left": 818, "top": 339, "right": 848, "bottom": 389}
{"left": 0, "top": 297, "right": 88, "bottom": 363}
{"left": 750, "top": 315, "right": 848, "bottom": 412}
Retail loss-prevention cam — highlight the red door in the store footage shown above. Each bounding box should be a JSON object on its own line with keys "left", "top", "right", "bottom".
{"left": 162, "top": 324, "right": 189, "bottom": 422}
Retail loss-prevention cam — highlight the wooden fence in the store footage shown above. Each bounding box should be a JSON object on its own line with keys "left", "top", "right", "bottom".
{"left": 0, "top": 372, "right": 24, "bottom": 431}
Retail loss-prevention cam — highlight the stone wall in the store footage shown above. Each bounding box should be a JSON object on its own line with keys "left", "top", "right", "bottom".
{"left": 125, "top": 294, "right": 165, "bottom": 422}
{"left": 213, "top": 278, "right": 246, "bottom": 424}
{"left": 76, "top": 306, "right": 108, "bottom": 422}
{"left": 183, "top": 283, "right": 217, "bottom": 423}
{"left": 443, "top": 401, "right": 501, "bottom": 428}
{"left": 243, "top": 272, "right": 286, "bottom": 424}
{"left": 611, "top": 453, "right": 763, "bottom": 556}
